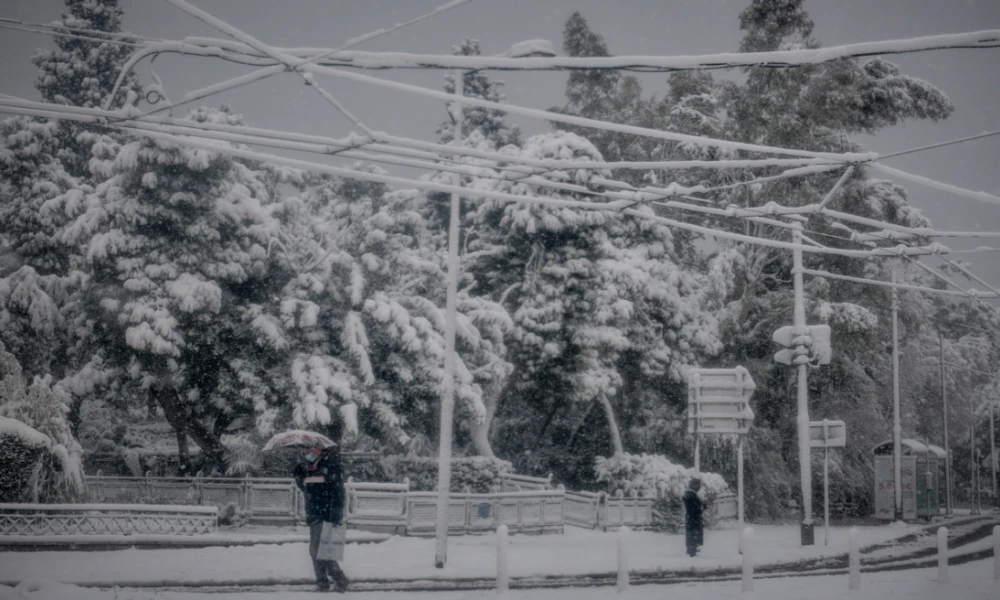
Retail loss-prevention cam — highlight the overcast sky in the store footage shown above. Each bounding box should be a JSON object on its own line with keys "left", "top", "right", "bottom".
{"left": 1, "top": 0, "right": 999, "bottom": 290}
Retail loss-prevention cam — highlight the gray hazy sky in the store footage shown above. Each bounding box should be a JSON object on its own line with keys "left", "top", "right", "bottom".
{"left": 1, "top": 0, "right": 999, "bottom": 288}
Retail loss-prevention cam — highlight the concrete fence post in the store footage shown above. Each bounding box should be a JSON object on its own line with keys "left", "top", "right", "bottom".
{"left": 992, "top": 525, "right": 999, "bottom": 586}
{"left": 741, "top": 527, "right": 754, "bottom": 599}
{"left": 848, "top": 526, "right": 861, "bottom": 593}
{"left": 937, "top": 526, "right": 949, "bottom": 585}
{"left": 617, "top": 525, "right": 630, "bottom": 594}
{"left": 496, "top": 524, "right": 509, "bottom": 597}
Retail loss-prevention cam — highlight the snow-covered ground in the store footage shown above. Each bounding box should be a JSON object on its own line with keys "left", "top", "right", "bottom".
{"left": 0, "top": 523, "right": 923, "bottom": 587}
{"left": 1, "top": 560, "right": 997, "bottom": 600}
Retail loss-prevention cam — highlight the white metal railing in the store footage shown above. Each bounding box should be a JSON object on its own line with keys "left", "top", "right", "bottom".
{"left": 499, "top": 472, "right": 552, "bottom": 492}
{"left": 602, "top": 491, "right": 655, "bottom": 530}
{"left": 344, "top": 477, "right": 409, "bottom": 532}
{"left": 710, "top": 492, "right": 738, "bottom": 521}
{"left": 0, "top": 503, "right": 218, "bottom": 536}
{"left": 404, "top": 489, "right": 566, "bottom": 536}
{"left": 80, "top": 473, "right": 669, "bottom": 534}
{"left": 564, "top": 490, "right": 604, "bottom": 529}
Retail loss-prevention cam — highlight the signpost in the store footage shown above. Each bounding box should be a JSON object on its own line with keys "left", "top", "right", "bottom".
{"left": 810, "top": 420, "right": 846, "bottom": 545}
{"left": 688, "top": 367, "right": 755, "bottom": 552}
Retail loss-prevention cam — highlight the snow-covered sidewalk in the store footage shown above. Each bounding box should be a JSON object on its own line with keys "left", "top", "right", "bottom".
{"left": 0, "top": 523, "right": 922, "bottom": 587}
{"left": 0, "top": 525, "right": 388, "bottom": 549}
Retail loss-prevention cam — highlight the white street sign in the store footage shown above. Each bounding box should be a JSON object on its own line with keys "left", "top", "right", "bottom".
{"left": 687, "top": 367, "right": 756, "bottom": 435}
{"left": 810, "top": 420, "right": 847, "bottom": 448}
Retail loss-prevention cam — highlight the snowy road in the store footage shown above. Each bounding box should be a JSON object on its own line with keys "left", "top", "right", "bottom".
{"left": 0, "top": 524, "right": 922, "bottom": 587}
{"left": 1, "top": 560, "right": 997, "bottom": 600}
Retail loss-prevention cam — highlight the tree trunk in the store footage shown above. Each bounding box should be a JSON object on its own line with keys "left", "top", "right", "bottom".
{"left": 472, "top": 378, "right": 512, "bottom": 459}
{"left": 175, "top": 427, "right": 191, "bottom": 476}
{"left": 599, "top": 394, "right": 625, "bottom": 455}
{"left": 567, "top": 400, "right": 599, "bottom": 451}
{"left": 155, "top": 383, "right": 227, "bottom": 474}
{"left": 471, "top": 394, "right": 498, "bottom": 459}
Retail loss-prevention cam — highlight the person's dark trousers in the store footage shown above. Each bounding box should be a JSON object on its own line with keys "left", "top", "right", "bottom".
{"left": 309, "top": 521, "right": 333, "bottom": 588}
{"left": 309, "top": 521, "right": 349, "bottom": 590}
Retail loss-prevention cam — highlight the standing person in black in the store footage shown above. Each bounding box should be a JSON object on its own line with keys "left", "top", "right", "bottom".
{"left": 294, "top": 445, "right": 349, "bottom": 592}
{"left": 683, "top": 477, "right": 706, "bottom": 557}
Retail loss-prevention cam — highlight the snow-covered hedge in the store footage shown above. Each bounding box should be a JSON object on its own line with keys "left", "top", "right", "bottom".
{"left": 595, "top": 453, "right": 729, "bottom": 531}
{"left": 381, "top": 456, "right": 513, "bottom": 493}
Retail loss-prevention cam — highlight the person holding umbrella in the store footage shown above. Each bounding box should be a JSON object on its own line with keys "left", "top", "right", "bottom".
{"left": 266, "top": 430, "right": 349, "bottom": 592}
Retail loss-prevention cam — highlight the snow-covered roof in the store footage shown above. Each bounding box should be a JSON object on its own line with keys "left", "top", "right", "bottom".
{"left": 871, "top": 439, "right": 947, "bottom": 458}
{"left": 0, "top": 415, "right": 52, "bottom": 448}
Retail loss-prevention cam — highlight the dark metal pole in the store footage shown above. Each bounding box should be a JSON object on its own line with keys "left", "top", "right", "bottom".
{"left": 940, "top": 333, "right": 952, "bottom": 516}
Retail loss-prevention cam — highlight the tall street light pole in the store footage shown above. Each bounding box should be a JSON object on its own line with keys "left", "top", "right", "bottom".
{"left": 940, "top": 333, "right": 952, "bottom": 516}
{"left": 792, "top": 226, "right": 814, "bottom": 545}
{"left": 891, "top": 271, "right": 902, "bottom": 521}
{"left": 434, "top": 68, "right": 463, "bottom": 569}
{"left": 433, "top": 41, "right": 556, "bottom": 569}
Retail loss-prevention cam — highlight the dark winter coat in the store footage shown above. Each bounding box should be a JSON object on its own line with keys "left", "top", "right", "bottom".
{"left": 293, "top": 450, "right": 346, "bottom": 526}
{"left": 683, "top": 488, "right": 705, "bottom": 548}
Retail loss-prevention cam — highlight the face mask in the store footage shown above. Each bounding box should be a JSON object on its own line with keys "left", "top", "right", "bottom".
{"left": 305, "top": 453, "right": 317, "bottom": 462}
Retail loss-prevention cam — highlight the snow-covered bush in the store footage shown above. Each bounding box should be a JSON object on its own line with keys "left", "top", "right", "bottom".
{"left": 381, "top": 456, "right": 513, "bottom": 493}
{"left": 0, "top": 341, "right": 83, "bottom": 502}
{"left": 0, "top": 419, "right": 51, "bottom": 502}
{"left": 595, "top": 453, "right": 728, "bottom": 531}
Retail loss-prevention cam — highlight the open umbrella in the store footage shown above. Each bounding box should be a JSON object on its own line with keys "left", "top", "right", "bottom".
{"left": 262, "top": 430, "right": 336, "bottom": 451}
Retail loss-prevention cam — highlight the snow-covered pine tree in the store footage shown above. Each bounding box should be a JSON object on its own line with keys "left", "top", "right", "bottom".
{"left": 270, "top": 162, "right": 513, "bottom": 457}
{"left": 437, "top": 38, "right": 521, "bottom": 149}
{"left": 0, "top": 115, "right": 92, "bottom": 392}
{"left": 32, "top": 0, "right": 139, "bottom": 111}
{"left": 453, "top": 130, "right": 720, "bottom": 467}
{"left": 550, "top": 13, "right": 662, "bottom": 174}
{"left": 31, "top": 0, "right": 142, "bottom": 179}
{"left": 56, "top": 107, "right": 287, "bottom": 473}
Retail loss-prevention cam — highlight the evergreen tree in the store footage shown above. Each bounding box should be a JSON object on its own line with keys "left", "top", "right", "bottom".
{"left": 437, "top": 38, "right": 521, "bottom": 148}
{"left": 271, "top": 163, "right": 513, "bottom": 456}
{"left": 452, "top": 130, "right": 720, "bottom": 474}
{"left": 32, "top": 0, "right": 139, "bottom": 110}
{"left": 551, "top": 13, "right": 662, "bottom": 172}
{"left": 56, "top": 107, "right": 287, "bottom": 473}
{"left": 31, "top": 0, "right": 141, "bottom": 178}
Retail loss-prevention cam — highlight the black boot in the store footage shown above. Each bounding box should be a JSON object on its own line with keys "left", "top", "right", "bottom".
{"left": 329, "top": 562, "right": 350, "bottom": 593}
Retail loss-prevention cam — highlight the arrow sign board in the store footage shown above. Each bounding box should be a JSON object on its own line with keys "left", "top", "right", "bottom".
{"left": 809, "top": 420, "right": 846, "bottom": 448}
{"left": 687, "top": 367, "right": 756, "bottom": 435}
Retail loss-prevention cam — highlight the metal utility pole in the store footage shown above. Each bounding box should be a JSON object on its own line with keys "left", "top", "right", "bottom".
{"left": 792, "top": 227, "right": 814, "bottom": 545}
{"left": 990, "top": 397, "right": 997, "bottom": 510}
{"left": 971, "top": 422, "right": 980, "bottom": 516}
{"left": 434, "top": 70, "right": 463, "bottom": 568}
{"left": 891, "top": 271, "right": 902, "bottom": 521}
{"left": 823, "top": 444, "right": 830, "bottom": 546}
{"left": 940, "top": 333, "right": 952, "bottom": 516}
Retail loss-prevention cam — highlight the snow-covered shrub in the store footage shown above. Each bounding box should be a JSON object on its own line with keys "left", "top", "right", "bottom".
{"left": 221, "top": 434, "right": 265, "bottom": 477}
{"left": 217, "top": 501, "right": 249, "bottom": 528}
{"left": 0, "top": 341, "right": 83, "bottom": 502}
{"left": 381, "top": 456, "right": 513, "bottom": 493}
{"left": 0, "top": 419, "right": 50, "bottom": 502}
{"left": 595, "top": 453, "right": 728, "bottom": 531}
